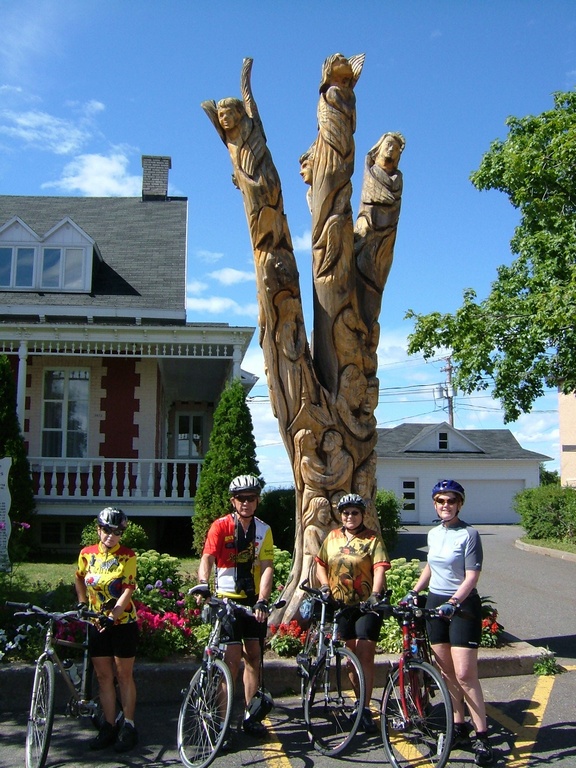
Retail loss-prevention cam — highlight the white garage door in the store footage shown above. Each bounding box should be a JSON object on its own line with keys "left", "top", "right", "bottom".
{"left": 457, "top": 480, "right": 525, "bottom": 524}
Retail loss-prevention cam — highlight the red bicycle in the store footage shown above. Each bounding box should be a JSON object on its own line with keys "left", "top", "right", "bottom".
{"left": 373, "top": 596, "right": 454, "bottom": 768}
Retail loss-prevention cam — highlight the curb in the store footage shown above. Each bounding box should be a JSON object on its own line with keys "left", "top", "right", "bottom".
{"left": 0, "top": 635, "right": 545, "bottom": 710}
{"left": 515, "top": 538, "right": 576, "bottom": 562}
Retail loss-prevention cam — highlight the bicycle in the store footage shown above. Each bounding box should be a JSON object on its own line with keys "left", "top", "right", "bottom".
{"left": 373, "top": 595, "right": 454, "bottom": 768}
{"left": 6, "top": 601, "right": 113, "bottom": 768}
{"left": 295, "top": 580, "right": 366, "bottom": 756}
{"left": 177, "top": 592, "right": 272, "bottom": 768}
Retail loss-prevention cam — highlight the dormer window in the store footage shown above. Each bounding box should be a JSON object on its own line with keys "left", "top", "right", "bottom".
{"left": 0, "top": 216, "right": 95, "bottom": 293}
{"left": 438, "top": 431, "right": 449, "bottom": 450}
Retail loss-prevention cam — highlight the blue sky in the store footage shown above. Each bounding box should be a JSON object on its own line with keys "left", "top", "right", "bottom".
{"left": 1, "top": 0, "right": 574, "bottom": 486}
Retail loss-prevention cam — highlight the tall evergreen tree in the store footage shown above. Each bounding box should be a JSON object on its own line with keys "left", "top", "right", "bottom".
{"left": 192, "top": 379, "right": 260, "bottom": 554}
{"left": 0, "top": 355, "right": 35, "bottom": 560}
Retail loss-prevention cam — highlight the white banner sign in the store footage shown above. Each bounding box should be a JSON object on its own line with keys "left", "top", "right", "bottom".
{"left": 0, "top": 457, "right": 13, "bottom": 573}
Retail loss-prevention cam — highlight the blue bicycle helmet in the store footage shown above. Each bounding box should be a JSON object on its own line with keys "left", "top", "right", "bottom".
{"left": 337, "top": 493, "right": 366, "bottom": 512}
{"left": 431, "top": 480, "right": 465, "bottom": 502}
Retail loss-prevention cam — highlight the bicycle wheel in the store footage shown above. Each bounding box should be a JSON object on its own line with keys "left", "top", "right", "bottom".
{"left": 177, "top": 658, "right": 234, "bottom": 768}
{"left": 25, "top": 657, "right": 55, "bottom": 768}
{"left": 304, "top": 647, "right": 365, "bottom": 756}
{"left": 380, "top": 659, "right": 453, "bottom": 768}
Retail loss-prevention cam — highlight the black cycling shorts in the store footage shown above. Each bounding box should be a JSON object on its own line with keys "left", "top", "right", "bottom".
{"left": 89, "top": 621, "right": 139, "bottom": 659}
{"left": 425, "top": 592, "right": 482, "bottom": 649}
{"left": 217, "top": 600, "right": 267, "bottom": 645}
{"left": 337, "top": 605, "right": 383, "bottom": 642}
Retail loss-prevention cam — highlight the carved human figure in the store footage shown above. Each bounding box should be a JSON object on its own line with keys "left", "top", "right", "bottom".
{"left": 355, "top": 131, "right": 405, "bottom": 328}
{"left": 308, "top": 53, "right": 365, "bottom": 393}
{"left": 302, "top": 496, "right": 335, "bottom": 586}
{"left": 201, "top": 60, "right": 290, "bottom": 254}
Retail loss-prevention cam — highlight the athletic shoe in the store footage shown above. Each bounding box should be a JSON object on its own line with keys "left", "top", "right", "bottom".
{"left": 89, "top": 721, "right": 117, "bottom": 750}
{"left": 359, "top": 707, "right": 378, "bottom": 734}
{"left": 114, "top": 721, "right": 138, "bottom": 752}
{"left": 452, "top": 721, "right": 472, "bottom": 748}
{"left": 242, "top": 719, "right": 268, "bottom": 736}
{"left": 472, "top": 733, "right": 494, "bottom": 765}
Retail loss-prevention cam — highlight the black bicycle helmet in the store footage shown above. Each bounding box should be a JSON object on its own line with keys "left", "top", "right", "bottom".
{"left": 337, "top": 493, "right": 366, "bottom": 512}
{"left": 228, "top": 475, "right": 262, "bottom": 496}
{"left": 245, "top": 687, "right": 274, "bottom": 724}
{"left": 97, "top": 507, "right": 128, "bottom": 530}
{"left": 431, "top": 480, "right": 465, "bottom": 502}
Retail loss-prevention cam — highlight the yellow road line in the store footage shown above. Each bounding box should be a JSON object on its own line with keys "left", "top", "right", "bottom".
{"left": 261, "top": 718, "right": 293, "bottom": 768}
{"left": 487, "top": 676, "right": 555, "bottom": 767}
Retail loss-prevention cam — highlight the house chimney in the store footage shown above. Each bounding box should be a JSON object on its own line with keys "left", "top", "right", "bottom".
{"left": 141, "top": 155, "right": 172, "bottom": 200}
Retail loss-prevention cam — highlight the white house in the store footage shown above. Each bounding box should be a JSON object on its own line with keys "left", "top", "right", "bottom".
{"left": 0, "top": 156, "right": 256, "bottom": 554}
{"left": 375, "top": 422, "right": 550, "bottom": 524}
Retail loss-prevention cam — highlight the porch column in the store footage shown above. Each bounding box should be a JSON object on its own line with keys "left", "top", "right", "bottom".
{"left": 17, "top": 341, "right": 28, "bottom": 431}
{"left": 232, "top": 343, "right": 242, "bottom": 380}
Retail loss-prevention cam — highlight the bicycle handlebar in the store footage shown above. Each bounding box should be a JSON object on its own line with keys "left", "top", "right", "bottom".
{"left": 6, "top": 600, "right": 105, "bottom": 624}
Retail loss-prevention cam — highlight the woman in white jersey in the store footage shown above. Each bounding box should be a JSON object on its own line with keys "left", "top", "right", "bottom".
{"left": 403, "top": 480, "right": 494, "bottom": 766}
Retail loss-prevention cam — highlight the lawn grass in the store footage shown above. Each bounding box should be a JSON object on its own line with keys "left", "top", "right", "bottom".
{"left": 10, "top": 556, "right": 201, "bottom": 591}
{"left": 520, "top": 537, "right": 576, "bottom": 555}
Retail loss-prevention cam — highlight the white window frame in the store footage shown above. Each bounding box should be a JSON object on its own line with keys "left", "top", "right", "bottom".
{"left": 402, "top": 479, "right": 417, "bottom": 512}
{"left": 41, "top": 368, "right": 90, "bottom": 459}
{"left": 0, "top": 243, "right": 89, "bottom": 291}
{"left": 438, "top": 431, "right": 449, "bottom": 450}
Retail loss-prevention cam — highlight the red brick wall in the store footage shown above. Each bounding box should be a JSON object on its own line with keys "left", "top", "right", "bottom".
{"left": 99, "top": 359, "right": 140, "bottom": 458}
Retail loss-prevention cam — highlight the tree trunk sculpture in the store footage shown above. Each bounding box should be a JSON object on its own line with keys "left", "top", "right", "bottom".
{"left": 202, "top": 55, "right": 405, "bottom": 622}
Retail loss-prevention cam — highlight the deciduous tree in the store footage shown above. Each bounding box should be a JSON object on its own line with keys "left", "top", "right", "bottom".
{"left": 407, "top": 90, "right": 576, "bottom": 422}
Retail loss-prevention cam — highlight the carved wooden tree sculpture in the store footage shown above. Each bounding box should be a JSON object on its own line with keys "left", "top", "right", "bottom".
{"left": 202, "top": 55, "right": 405, "bottom": 622}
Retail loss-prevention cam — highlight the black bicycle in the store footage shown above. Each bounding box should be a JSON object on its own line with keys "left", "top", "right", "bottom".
{"left": 6, "top": 601, "right": 111, "bottom": 768}
{"left": 373, "top": 596, "right": 454, "bottom": 768}
{"left": 296, "top": 580, "right": 366, "bottom": 756}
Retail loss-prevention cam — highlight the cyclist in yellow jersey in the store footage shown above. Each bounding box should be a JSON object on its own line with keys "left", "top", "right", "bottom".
{"left": 75, "top": 507, "right": 138, "bottom": 753}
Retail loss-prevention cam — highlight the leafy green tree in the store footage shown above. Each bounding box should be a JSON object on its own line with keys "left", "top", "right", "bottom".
{"left": 406, "top": 90, "right": 576, "bottom": 422}
{"left": 257, "top": 487, "right": 296, "bottom": 553}
{"left": 0, "top": 354, "right": 35, "bottom": 561}
{"left": 539, "top": 463, "right": 560, "bottom": 486}
{"left": 374, "top": 489, "right": 403, "bottom": 552}
{"left": 192, "top": 379, "right": 260, "bottom": 554}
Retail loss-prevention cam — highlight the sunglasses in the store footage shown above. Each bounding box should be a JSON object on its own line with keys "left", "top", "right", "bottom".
{"left": 341, "top": 509, "right": 361, "bottom": 516}
{"left": 435, "top": 497, "right": 459, "bottom": 505}
{"left": 234, "top": 495, "right": 258, "bottom": 503}
{"left": 100, "top": 526, "right": 124, "bottom": 536}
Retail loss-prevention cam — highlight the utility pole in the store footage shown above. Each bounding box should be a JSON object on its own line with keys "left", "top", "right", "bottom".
{"left": 441, "top": 357, "right": 455, "bottom": 426}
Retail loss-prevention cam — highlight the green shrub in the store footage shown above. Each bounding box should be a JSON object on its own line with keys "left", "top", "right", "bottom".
{"left": 257, "top": 488, "right": 296, "bottom": 552}
{"left": 271, "top": 547, "right": 292, "bottom": 603}
{"left": 513, "top": 485, "right": 576, "bottom": 543}
{"left": 377, "top": 557, "right": 421, "bottom": 653}
{"left": 79, "top": 519, "right": 150, "bottom": 551}
{"left": 134, "top": 550, "right": 184, "bottom": 612}
{"left": 374, "top": 489, "right": 403, "bottom": 551}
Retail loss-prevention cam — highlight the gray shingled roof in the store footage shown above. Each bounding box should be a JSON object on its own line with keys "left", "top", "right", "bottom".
{"left": 0, "top": 195, "right": 187, "bottom": 318}
{"left": 375, "top": 423, "right": 551, "bottom": 461}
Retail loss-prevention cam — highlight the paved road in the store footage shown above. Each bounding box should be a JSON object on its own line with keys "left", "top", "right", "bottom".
{"left": 2, "top": 525, "right": 575, "bottom": 767}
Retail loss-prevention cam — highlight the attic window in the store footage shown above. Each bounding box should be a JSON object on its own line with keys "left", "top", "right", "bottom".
{"left": 0, "top": 216, "right": 97, "bottom": 293}
{"left": 438, "top": 431, "right": 448, "bottom": 450}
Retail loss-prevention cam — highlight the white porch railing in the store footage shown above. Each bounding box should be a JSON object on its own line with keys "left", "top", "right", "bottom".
{"left": 29, "top": 458, "right": 203, "bottom": 501}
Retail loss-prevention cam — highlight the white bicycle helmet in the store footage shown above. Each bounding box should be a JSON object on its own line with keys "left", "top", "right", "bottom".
{"left": 228, "top": 475, "right": 262, "bottom": 496}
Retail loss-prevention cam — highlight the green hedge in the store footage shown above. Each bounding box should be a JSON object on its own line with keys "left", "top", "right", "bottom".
{"left": 513, "top": 485, "right": 576, "bottom": 542}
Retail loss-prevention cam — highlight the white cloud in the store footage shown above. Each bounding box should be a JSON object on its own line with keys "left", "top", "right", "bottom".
{"left": 41, "top": 150, "right": 141, "bottom": 196}
{"left": 0, "top": 108, "right": 90, "bottom": 154}
{"left": 208, "top": 267, "right": 255, "bottom": 285}
{"left": 196, "top": 249, "right": 224, "bottom": 264}
{"left": 186, "top": 279, "right": 208, "bottom": 296}
{"left": 186, "top": 296, "right": 258, "bottom": 318}
{"left": 292, "top": 229, "right": 311, "bottom": 252}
